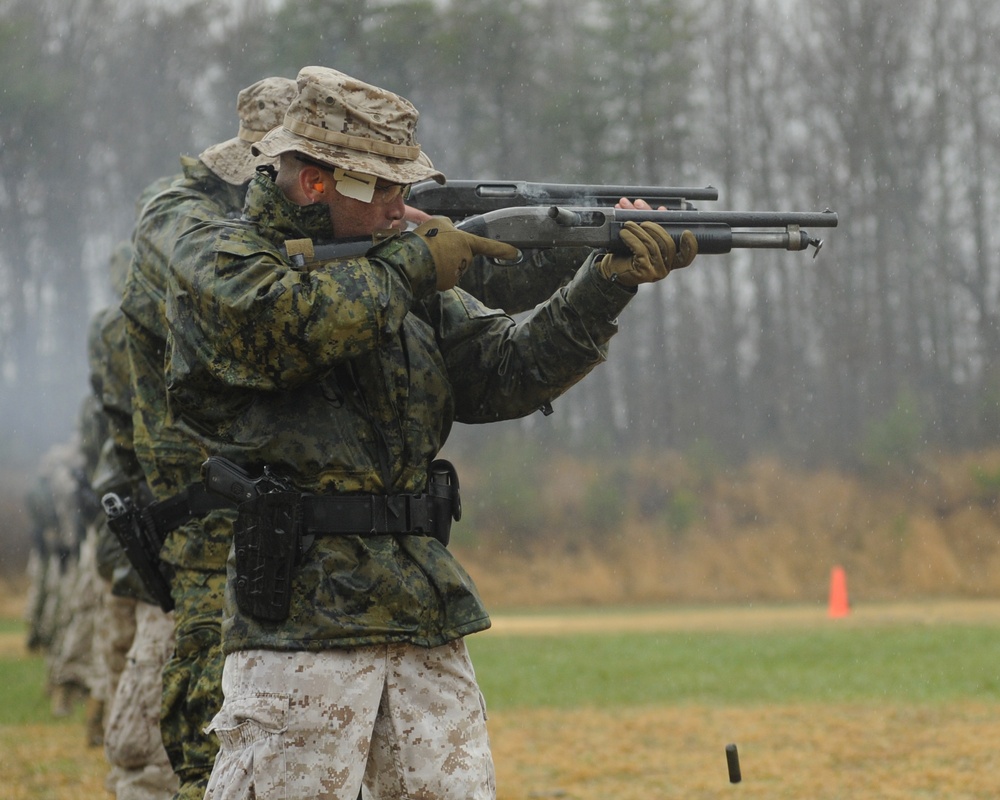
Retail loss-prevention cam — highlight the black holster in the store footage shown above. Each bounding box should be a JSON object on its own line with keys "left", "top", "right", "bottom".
{"left": 232, "top": 491, "right": 302, "bottom": 624}
{"left": 102, "top": 483, "right": 234, "bottom": 612}
{"left": 101, "top": 493, "right": 175, "bottom": 613}
{"left": 229, "top": 460, "right": 462, "bottom": 624}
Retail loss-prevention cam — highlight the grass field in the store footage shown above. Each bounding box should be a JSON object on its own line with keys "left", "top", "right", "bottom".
{"left": 3, "top": 600, "right": 1000, "bottom": 799}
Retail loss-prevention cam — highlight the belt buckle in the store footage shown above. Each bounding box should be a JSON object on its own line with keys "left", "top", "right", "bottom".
{"left": 371, "top": 495, "right": 408, "bottom": 534}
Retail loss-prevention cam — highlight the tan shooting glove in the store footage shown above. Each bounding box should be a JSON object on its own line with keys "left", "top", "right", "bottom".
{"left": 414, "top": 217, "right": 521, "bottom": 291}
{"left": 597, "top": 221, "right": 698, "bottom": 287}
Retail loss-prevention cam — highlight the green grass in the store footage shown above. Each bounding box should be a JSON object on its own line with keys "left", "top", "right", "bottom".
{"left": 467, "top": 625, "right": 1000, "bottom": 709}
{"left": 0, "top": 618, "right": 26, "bottom": 635}
{"left": 0, "top": 620, "right": 83, "bottom": 727}
{"left": 4, "top": 614, "right": 1000, "bottom": 728}
{"left": 0, "top": 650, "right": 69, "bottom": 725}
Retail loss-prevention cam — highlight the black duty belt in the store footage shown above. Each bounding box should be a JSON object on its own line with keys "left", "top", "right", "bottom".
{"left": 299, "top": 492, "right": 437, "bottom": 536}
{"left": 143, "top": 483, "right": 236, "bottom": 536}
{"left": 201, "top": 455, "right": 459, "bottom": 546}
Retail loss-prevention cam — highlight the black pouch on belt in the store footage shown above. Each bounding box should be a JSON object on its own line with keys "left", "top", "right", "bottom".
{"left": 428, "top": 459, "right": 462, "bottom": 547}
{"left": 232, "top": 491, "right": 302, "bottom": 623}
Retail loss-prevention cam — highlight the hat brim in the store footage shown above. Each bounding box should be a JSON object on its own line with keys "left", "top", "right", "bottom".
{"left": 199, "top": 137, "right": 272, "bottom": 186}
{"left": 253, "top": 127, "right": 445, "bottom": 186}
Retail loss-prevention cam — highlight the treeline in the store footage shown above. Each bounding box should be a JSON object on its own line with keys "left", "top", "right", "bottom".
{"left": 1, "top": 0, "right": 998, "bottom": 472}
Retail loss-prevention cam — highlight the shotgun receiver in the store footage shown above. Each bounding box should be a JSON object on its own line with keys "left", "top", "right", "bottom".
{"left": 407, "top": 179, "right": 720, "bottom": 217}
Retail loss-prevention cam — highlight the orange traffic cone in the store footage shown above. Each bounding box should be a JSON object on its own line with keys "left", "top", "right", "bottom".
{"left": 828, "top": 565, "right": 850, "bottom": 618}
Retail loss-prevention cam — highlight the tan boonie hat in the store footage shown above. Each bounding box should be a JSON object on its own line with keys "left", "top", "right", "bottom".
{"left": 200, "top": 76, "right": 298, "bottom": 185}
{"left": 253, "top": 66, "right": 445, "bottom": 186}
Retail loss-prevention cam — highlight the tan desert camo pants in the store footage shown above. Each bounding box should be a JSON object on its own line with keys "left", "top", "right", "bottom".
{"left": 205, "top": 638, "right": 495, "bottom": 800}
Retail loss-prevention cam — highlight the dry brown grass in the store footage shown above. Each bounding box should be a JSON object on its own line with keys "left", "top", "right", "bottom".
{"left": 0, "top": 724, "right": 107, "bottom": 799}
{"left": 489, "top": 701, "right": 1000, "bottom": 800}
{"left": 7, "top": 706, "right": 1000, "bottom": 799}
{"left": 457, "top": 450, "right": 1000, "bottom": 610}
{"left": 486, "top": 598, "right": 1000, "bottom": 635}
{"left": 7, "top": 699, "right": 1000, "bottom": 799}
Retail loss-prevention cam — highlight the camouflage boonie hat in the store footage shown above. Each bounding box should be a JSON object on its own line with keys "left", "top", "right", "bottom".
{"left": 200, "top": 76, "right": 298, "bottom": 185}
{"left": 253, "top": 66, "right": 445, "bottom": 186}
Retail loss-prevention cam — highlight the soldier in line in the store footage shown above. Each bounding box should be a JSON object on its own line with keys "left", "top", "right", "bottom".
{"left": 122, "top": 72, "right": 583, "bottom": 800}
{"left": 23, "top": 467, "right": 61, "bottom": 654}
{"left": 88, "top": 231, "right": 179, "bottom": 798}
{"left": 39, "top": 395, "right": 105, "bottom": 724}
{"left": 124, "top": 67, "right": 664, "bottom": 800}
{"left": 158, "top": 65, "right": 695, "bottom": 800}
{"left": 121, "top": 76, "right": 298, "bottom": 800}
{"left": 29, "top": 437, "right": 85, "bottom": 716}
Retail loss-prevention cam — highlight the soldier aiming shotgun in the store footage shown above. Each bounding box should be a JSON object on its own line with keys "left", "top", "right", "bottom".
{"left": 289, "top": 179, "right": 838, "bottom": 265}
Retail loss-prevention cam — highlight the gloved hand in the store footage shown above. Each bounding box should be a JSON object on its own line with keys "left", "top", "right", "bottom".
{"left": 597, "top": 221, "right": 698, "bottom": 287}
{"left": 414, "top": 217, "right": 521, "bottom": 291}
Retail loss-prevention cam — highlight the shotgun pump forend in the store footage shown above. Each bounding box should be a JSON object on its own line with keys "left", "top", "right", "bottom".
{"left": 458, "top": 206, "right": 840, "bottom": 258}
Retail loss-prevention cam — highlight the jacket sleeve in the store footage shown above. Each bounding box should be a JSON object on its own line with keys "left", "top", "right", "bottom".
{"left": 433, "top": 253, "right": 636, "bottom": 423}
{"left": 165, "top": 221, "right": 435, "bottom": 393}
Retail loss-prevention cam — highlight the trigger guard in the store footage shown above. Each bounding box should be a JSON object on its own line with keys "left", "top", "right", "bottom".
{"left": 489, "top": 249, "right": 525, "bottom": 267}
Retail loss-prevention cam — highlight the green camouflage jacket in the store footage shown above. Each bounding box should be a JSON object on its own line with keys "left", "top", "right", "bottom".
{"left": 457, "top": 245, "right": 586, "bottom": 314}
{"left": 122, "top": 157, "right": 247, "bottom": 570}
{"left": 165, "top": 173, "right": 635, "bottom": 651}
{"left": 87, "top": 290, "right": 150, "bottom": 597}
{"left": 87, "top": 302, "right": 141, "bottom": 490}
{"left": 123, "top": 158, "right": 582, "bottom": 573}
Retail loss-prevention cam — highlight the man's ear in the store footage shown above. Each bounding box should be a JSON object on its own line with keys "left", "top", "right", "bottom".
{"left": 299, "top": 165, "right": 326, "bottom": 202}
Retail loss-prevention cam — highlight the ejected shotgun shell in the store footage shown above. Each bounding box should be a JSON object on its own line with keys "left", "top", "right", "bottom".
{"left": 726, "top": 743, "right": 742, "bottom": 783}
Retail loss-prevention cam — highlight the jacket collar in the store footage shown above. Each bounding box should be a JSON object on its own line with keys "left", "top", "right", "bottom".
{"left": 242, "top": 171, "right": 335, "bottom": 243}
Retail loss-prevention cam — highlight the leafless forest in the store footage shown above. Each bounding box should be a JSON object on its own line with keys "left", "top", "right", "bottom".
{"left": 2, "top": 0, "right": 999, "bottom": 475}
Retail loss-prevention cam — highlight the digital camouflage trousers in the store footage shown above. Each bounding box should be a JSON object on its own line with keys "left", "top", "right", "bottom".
{"left": 160, "top": 567, "right": 226, "bottom": 800}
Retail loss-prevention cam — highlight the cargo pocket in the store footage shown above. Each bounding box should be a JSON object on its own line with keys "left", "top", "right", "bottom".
{"left": 204, "top": 693, "right": 289, "bottom": 800}
{"left": 105, "top": 658, "right": 163, "bottom": 769}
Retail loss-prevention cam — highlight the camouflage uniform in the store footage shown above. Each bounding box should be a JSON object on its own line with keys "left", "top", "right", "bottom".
{"left": 457, "top": 246, "right": 584, "bottom": 315}
{"left": 104, "top": 602, "right": 179, "bottom": 800}
{"left": 23, "top": 471, "right": 60, "bottom": 652}
{"left": 89, "top": 233, "right": 178, "bottom": 797}
{"left": 125, "top": 74, "right": 584, "bottom": 800}
{"left": 165, "top": 67, "right": 638, "bottom": 800}
{"left": 49, "top": 386, "right": 107, "bottom": 700}
{"left": 166, "top": 173, "right": 627, "bottom": 645}
{"left": 42, "top": 390, "right": 106, "bottom": 719}
{"left": 121, "top": 77, "right": 298, "bottom": 800}
{"left": 35, "top": 437, "right": 85, "bottom": 698}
